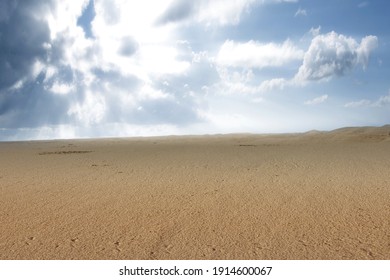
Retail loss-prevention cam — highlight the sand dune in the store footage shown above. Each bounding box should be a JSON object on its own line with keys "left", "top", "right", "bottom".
{"left": 0, "top": 126, "right": 389, "bottom": 259}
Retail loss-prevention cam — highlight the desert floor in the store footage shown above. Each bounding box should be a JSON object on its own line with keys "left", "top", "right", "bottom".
{"left": 1, "top": 126, "right": 389, "bottom": 259}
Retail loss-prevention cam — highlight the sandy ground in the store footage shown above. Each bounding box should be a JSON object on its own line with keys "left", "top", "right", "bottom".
{"left": 0, "top": 126, "right": 389, "bottom": 260}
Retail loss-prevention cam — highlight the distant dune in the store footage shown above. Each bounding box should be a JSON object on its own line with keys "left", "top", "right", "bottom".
{"left": 325, "top": 125, "right": 390, "bottom": 141}
{"left": 0, "top": 125, "right": 389, "bottom": 259}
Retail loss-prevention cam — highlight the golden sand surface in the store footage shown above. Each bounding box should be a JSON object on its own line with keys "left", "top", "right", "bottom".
{"left": 1, "top": 126, "right": 390, "bottom": 260}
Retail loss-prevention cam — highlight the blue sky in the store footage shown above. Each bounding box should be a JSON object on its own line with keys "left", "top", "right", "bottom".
{"left": 0, "top": 0, "right": 389, "bottom": 140}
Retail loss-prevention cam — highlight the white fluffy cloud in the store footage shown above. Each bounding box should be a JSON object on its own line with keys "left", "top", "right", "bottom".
{"left": 216, "top": 40, "right": 304, "bottom": 69}
{"left": 295, "top": 32, "right": 378, "bottom": 83}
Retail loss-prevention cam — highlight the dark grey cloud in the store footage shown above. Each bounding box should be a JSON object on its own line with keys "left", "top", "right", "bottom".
{"left": 156, "top": 0, "right": 196, "bottom": 25}
{"left": 0, "top": 74, "right": 71, "bottom": 129}
{"left": 0, "top": 0, "right": 52, "bottom": 91}
{"left": 0, "top": 0, "right": 73, "bottom": 132}
{"left": 0, "top": 1, "right": 18, "bottom": 22}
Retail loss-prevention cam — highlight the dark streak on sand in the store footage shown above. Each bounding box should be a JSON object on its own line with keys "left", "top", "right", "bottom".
{"left": 238, "top": 144, "right": 257, "bottom": 147}
{"left": 38, "top": 151, "right": 93, "bottom": 155}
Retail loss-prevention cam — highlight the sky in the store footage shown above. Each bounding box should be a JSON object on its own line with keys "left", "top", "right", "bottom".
{"left": 0, "top": 0, "right": 389, "bottom": 140}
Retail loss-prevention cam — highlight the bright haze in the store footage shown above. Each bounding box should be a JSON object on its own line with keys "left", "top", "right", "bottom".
{"left": 0, "top": 0, "right": 389, "bottom": 140}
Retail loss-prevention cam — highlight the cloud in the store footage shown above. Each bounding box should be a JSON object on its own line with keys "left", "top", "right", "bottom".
{"left": 216, "top": 40, "right": 304, "bottom": 69}
{"left": 49, "top": 81, "right": 75, "bottom": 95}
{"left": 304, "top": 94, "right": 328, "bottom": 105}
{"left": 196, "top": 0, "right": 257, "bottom": 26}
{"left": 344, "top": 92, "right": 390, "bottom": 108}
{"left": 357, "top": 35, "right": 379, "bottom": 68}
{"left": 213, "top": 38, "right": 301, "bottom": 95}
{"left": 213, "top": 67, "right": 259, "bottom": 95}
{"left": 374, "top": 93, "right": 390, "bottom": 107}
{"left": 156, "top": 0, "right": 196, "bottom": 25}
{"left": 157, "top": 0, "right": 298, "bottom": 26}
{"left": 212, "top": 69, "right": 289, "bottom": 96}
{"left": 94, "top": 0, "right": 121, "bottom": 25}
{"left": 119, "top": 37, "right": 139, "bottom": 57}
{"left": 67, "top": 90, "right": 107, "bottom": 125}
{"left": 309, "top": 26, "right": 321, "bottom": 37}
{"left": 294, "top": 32, "right": 378, "bottom": 83}
{"left": 295, "top": 8, "right": 307, "bottom": 17}
{"left": 157, "top": 0, "right": 257, "bottom": 26}
{"left": 344, "top": 99, "right": 371, "bottom": 108}
{"left": 0, "top": 1, "right": 18, "bottom": 22}
{"left": 0, "top": 1, "right": 52, "bottom": 91}
{"left": 0, "top": 1, "right": 78, "bottom": 130}
{"left": 0, "top": 79, "right": 72, "bottom": 129}
{"left": 259, "top": 78, "right": 288, "bottom": 92}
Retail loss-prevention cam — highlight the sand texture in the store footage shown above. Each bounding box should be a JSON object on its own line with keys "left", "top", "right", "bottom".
{"left": 1, "top": 126, "right": 390, "bottom": 260}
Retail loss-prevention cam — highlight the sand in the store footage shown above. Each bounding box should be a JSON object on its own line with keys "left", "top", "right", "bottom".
{"left": 0, "top": 126, "right": 389, "bottom": 260}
